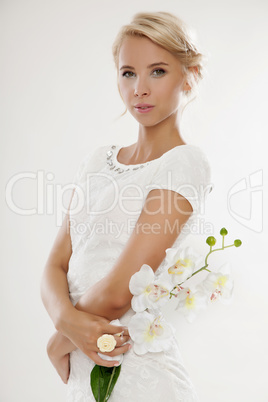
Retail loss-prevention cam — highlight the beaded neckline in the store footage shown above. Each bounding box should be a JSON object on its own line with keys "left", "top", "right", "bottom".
{"left": 106, "top": 143, "right": 191, "bottom": 174}
{"left": 106, "top": 145, "right": 151, "bottom": 174}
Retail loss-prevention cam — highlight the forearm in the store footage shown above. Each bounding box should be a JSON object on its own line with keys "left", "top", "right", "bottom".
{"left": 40, "top": 259, "right": 127, "bottom": 356}
{"left": 48, "top": 290, "right": 130, "bottom": 357}
{"left": 41, "top": 213, "right": 131, "bottom": 367}
{"left": 40, "top": 262, "right": 75, "bottom": 329}
{"left": 75, "top": 283, "right": 131, "bottom": 321}
{"left": 72, "top": 254, "right": 134, "bottom": 321}
{"left": 48, "top": 330, "right": 77, "bottom": 357}
{"left": 42, "top": 263, "right": 78, "bottom": 357}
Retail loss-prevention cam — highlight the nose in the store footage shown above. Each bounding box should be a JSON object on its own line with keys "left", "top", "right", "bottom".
{"left": 134, "top": 88, "right": 149, "bottom": 97}
{"left": 134, "top": 78, "right": 150, "bottom": 97}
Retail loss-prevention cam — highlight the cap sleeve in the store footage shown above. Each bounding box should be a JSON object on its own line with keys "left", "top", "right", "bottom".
{"left": 148, "top": 146, "right": 213, "bottom": 214}
{"left": 72, "top": 149, "right": 96, "bottom": 187}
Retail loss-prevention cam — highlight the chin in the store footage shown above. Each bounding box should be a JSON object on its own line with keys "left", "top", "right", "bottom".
{"left": 129, "top": 112, "right": 159, "bottom": 126}
{"left": 134, "top": 118, "right": 159, "bottom": 127}
{"left": 131, "top": 108, "right": 172, "bottom": 127}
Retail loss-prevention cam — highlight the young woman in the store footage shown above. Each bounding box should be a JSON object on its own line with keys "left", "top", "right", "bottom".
{"left": 41, "top": 11, "right": 212, "bottom": 401}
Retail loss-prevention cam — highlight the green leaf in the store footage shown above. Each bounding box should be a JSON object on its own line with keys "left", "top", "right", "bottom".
{"left": 90, "top": 364, "right": 121, "bottom": 402}
{"left": 90, "top": 365, "right": 100, "bottom": 401}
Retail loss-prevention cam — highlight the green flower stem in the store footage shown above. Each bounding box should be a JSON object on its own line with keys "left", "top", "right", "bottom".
{"left": 169, "top": 242, "right": 236, "bottom": 298}
{"left": 204, "top": 243, "right": 235, "bottom": 266}
{"left": 191, "top": 265, "right": 210, "bottom": 277}
{"left": 104, "top": 367, "right": 116, "bottom": 402}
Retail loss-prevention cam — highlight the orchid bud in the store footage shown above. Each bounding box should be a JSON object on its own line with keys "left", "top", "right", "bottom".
{"left": 234, "top": 239, "right": 242, "bottom": 247}
{"left": 220, "top": 228, "right": 228, "bottom": 236}
{"left": 206, "top": 236, "right": 216, "bottom": 246}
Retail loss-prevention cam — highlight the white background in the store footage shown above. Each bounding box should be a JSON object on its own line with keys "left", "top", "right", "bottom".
{"left": 1, "top": 0, "right": 268, "bottom": 401}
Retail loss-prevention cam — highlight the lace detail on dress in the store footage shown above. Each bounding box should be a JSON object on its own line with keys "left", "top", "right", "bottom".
{"left": 67, "top": 337, "right": 200, "bottom": 402}
{"left": 66, "top": 143, "right": 211, "bottom": 401}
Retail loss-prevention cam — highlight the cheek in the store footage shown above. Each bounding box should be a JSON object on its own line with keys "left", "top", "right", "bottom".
{"left": 118, "top": 80, "right": 132, "bottom": 103}
{"left": 169, "top": 79, "right": 185, "bottom": 102}
{"left": 159, "top": 82, "right": 182, "bottom": 107}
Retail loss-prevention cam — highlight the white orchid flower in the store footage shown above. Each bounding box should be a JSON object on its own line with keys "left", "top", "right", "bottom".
{"left": 128, "top": 311, "right": 174, "bottom": 355}
{"left": 165, "top": 247, "right": 200, "bottom": 285}
{"left": 129, "top": 264, "right": 172, "bottom": 312}
{"left": 175, "top": 287, "right": 208, "bottom": 323}
{"left": 98, "top": 319, "right": 125, "bottom": 365}
{"left": 202, "top": 263, "right": 234, "bottom": 304}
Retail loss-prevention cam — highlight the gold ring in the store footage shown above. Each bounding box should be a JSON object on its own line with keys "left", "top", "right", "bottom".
{"left": 114, "top": 331, "right": 124, "bottom": 338}
{"left": 97, "top": 334, "right": 117, "bottom": 352}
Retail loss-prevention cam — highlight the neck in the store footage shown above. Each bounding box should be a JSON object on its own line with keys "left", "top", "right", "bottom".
{"left": 133, "top": 113, "right": 185, "bottom": 161}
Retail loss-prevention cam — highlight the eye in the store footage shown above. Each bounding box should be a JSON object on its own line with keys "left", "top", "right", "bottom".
{"left": 152, "top": 68, "right": 166, "bottom": 77}
{"left": 122, "top": 71, "right": 135, "bottom": 78}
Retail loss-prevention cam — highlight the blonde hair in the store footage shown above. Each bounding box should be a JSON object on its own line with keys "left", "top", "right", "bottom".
{"left": 112, "top": 11, "right": 207, "bottom": 117}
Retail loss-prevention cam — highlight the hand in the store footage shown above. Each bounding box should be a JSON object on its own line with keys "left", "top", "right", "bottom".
{"left": 47, "top": 332, "right": 70, "bottom": 384}
{"left": 57, "top": 309, "right": 131, "bottom": 367}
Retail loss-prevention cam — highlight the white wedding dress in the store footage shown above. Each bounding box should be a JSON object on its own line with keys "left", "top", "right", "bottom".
{"left": 66, "top": 143, "right": 212, "bottom": 401}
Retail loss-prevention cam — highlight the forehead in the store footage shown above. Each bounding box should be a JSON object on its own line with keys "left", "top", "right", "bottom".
{"left": 118, "top": 35, "right": 177, "bottom": 67}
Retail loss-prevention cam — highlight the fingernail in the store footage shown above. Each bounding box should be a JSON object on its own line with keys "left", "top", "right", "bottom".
{"left": 128, "top": 344, "right": 132, "bottom": 350}
{"left": 114, "top": 362, "right": 120, "bottom": 367}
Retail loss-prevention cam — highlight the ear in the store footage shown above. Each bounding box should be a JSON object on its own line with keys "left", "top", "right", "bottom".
{"left": 183, "top": 66, "right": 199, "bottom": 91}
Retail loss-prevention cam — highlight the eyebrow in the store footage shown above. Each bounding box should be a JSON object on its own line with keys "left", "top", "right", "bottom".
{"left": 119, "top": 62, "right": 169, "bottom": 71}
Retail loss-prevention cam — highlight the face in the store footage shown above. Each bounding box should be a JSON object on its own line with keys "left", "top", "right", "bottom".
{"left": 117, "top": 35, "right": 190, "bottom": 126}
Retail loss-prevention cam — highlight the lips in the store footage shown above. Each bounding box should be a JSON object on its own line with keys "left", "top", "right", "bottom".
{"left": 134, "top": 103, "right": 154, "bottom": 109}
{"left": 134, "top": 103, "right": 155, "bottom": 113}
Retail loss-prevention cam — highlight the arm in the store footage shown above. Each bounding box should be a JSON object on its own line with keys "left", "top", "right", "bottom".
{"left": 73, "top": 188, "right": 193, "bottom": 318}
{"left": 41, "top": 188, "right": 130, "bottom": 368}
{"left": 42, "top": 188, "right": 192, "bottom": 365}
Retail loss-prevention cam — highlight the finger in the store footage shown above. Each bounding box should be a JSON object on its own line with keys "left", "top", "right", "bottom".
{"left": 114, "top": 328, "right": 130, "bottom": 338}
{"left": 89, "top": 351, "right": 121, "bottom": 367}
{"left": 90, "top": 338, "right": 128, "bottom": 354}
{"left": 106, "top": 325, "right": 128, "bottom": 336}
{"left": 114, "top": 335, "right": 130, "bottom": 347}
{"left": 122, "top": 328, "right": 129, "bottom": 337}
{"left": 104, "top": 343, "right": 131, "bottom": 357}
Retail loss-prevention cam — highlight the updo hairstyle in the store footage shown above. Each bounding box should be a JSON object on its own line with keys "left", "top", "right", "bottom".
{"left": 112, "top": 11, "right": 207, "bottom": 116}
